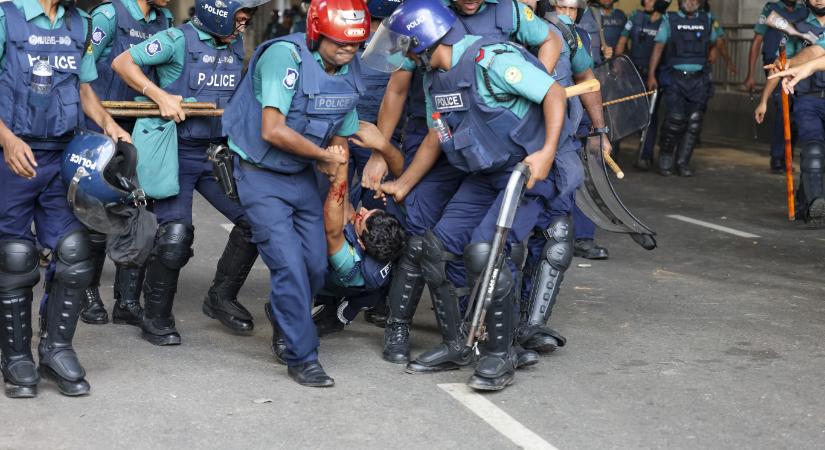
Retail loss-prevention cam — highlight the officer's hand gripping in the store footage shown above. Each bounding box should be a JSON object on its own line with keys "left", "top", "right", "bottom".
{"left": 362, "top": 153, "right": 389, "bottom": 193}
{"left": 317, "top": 145, "right": 348, "bottom": 179}
{"left": 3, "top": 135, "right": 37, "bottom": 179}
{"left": 156, "top": 92, "right": 186, "bottom": 123}
{"left": 103, "top": 119, "right": 132, "bottom": 144}
{"left": 523, "top": 148, "right": 555, "bottom": 189}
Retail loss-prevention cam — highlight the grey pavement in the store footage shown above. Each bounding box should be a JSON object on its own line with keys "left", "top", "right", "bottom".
{"left": 2, "top": 144, "right": 824, "bottom": 450}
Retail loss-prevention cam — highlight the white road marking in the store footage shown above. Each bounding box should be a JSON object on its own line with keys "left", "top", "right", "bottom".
{"left": 438, "top": 383, "right": 559, "bottom": 450}
{"left": 221, "top": 223, "right": 234, "bottom": 233}
{"left": 666, "top": 215, "right": 761, "bottom": 238}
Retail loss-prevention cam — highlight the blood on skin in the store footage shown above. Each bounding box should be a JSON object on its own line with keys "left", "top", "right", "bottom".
{"left": 331, "top": 181, "right": 347, "bottom": 205}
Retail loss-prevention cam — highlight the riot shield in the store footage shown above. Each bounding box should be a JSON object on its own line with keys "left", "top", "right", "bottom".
{"left": 594, "top": 55, "right": 651, "bottom": 141}
{"left": 576, "top": 135, "right": 657, "bottom": 250}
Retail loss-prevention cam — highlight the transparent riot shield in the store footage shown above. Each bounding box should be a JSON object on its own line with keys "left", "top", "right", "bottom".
{"left": 594, "top": 55, "right": 651, "bottom": 141}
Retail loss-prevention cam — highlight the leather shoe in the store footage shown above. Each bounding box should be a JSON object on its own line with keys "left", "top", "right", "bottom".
{"left": 574, "top": 239, "right": 609, "bottom": 260}
{"left": 80, "top": 288, "right": 108, "bottom": 325}
{"left": 264, "top": 303, "right": 287, "bottom": 365}
{"left": 287, "top": 360, "right": 334, "bottom": 387}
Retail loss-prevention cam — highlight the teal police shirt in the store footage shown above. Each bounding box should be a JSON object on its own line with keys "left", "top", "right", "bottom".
{"left": 329, "top": 242, "right": 365, "bottom": 288}
{"left": 90, "top": 0, "right": 173, "bottom": 62}
{"left": 228, "top": 39, "right": 359, "bottom": 160}
{"left": 557, "top": 13, "right": 593, "bottom": 74}
{"left": 0, "top": 0, "right": 97, "bottom": 83}
{"left": 654, "top": 11, "right": 721, "bottom": 73}
{"left": 790, "top": 13, "right": 825, "bottom": 57}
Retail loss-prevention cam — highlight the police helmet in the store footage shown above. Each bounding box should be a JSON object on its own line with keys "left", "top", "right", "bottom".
{"left": 548, "top": 0, "right": 585, "bottom": 23}
{"left": 307, "top": 0, "right": 371, "bottom": 50}
{"left": 193, "top": 0, "right": 271, "bottom": 38}
{"left": 367, "top": 0, "right": 402, "bottom": 19}
{"left": 651, "top": 0, "right": 671, "bottom": 13}
{"left": 61, "top": 131, "right": 143, "bottom": 234}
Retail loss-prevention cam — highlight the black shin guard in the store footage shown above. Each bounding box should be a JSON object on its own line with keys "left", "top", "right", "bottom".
{"left": 658, "top": 112, "right": 687, "bottom": 176}
{"left": 112, "top": 264, "right": 145, "bottom": 326}
{"left": 406, "top": 231, "right": 472, "bottom": 373}
{"left": 38, "top": 230, "right": 94, "bottom": 396}
{"left": 80, "top": 232, "right": 108, "bottom": 324}
{"left": 0, "top": 240, "right": 41, "bottom": 398}
{"left": 141, "top": 222, "right": 194, "bottom": 346}
{"left": 676, "top": 111, "right": 703, "bottom": 177}
{"left": 383, "top": 236, "right": 425, "bottom": 364}
{"left": 203, "top": 221, "right": 258, "bottom": 333}
{"left": 519, "top": 217, "right": 572, "bottom": 353}
{"left": 798, "top": 141, "right": 825, "bottom": 224}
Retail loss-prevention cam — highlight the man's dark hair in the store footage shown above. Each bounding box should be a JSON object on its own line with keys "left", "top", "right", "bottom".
{"left": 361, "top": 211, "right": 406, "bottom": 263}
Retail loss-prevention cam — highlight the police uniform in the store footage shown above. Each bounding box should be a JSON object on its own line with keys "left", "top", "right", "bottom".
{"left": 410, "top": 33, "right": 581, "bottom": 389}
{"left": 622, "top": 8, "right": 665, "bottom": 163}
{"left": 654, "top": 9, "right": 720, "bottom": 177}
{"left": 597, "top": 3, "right": 627, "bottom": 50}
{"left": 382, "top": 0, "right": 550, "bottom": 364}
{"left": 0, "top": 0, "right": 99, "bottom": 397}
{"left": 78, "top": 0, "right": 174, "bottom": 326}
{"left": 579, "top": 5, "right": 605, "bottom": 65}
{"left": 129, "top": 22, "right": 257, "bottom": 343}
{"left": 788, "top": 12, "right": 825, "bottom": 223}
{"left": 224, "top": 33, "right": 362, "bottom": 367}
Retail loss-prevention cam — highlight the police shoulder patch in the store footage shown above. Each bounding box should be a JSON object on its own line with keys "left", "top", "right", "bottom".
{"left": 282, "top": 67, "right": 299, "bottom": 89}
{"left": 504, "top": 66, "right": 523, "bottom": 84}
{"left": 145, "top": 39, "right": 162, "bottom": 56}
{"left": 91, "top": 27, "right": 106, "bottom": 46}
{"left": 523, "top": 6, "right": 534, "bottom": 21}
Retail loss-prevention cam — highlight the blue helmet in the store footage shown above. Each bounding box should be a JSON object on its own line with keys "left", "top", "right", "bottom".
{"left": 361, "top": 0, "right": 458, "bottom": 72}
{"left": 62, "top": 130, "right": 143, "bottom": 233}
{"left": 366, "top": 0, "right": 402, "bottom": 19}
{"left": 193, "top": 0, "right": 271, "bottom": 38}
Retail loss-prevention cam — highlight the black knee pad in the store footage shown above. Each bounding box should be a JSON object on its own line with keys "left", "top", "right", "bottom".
{"left": 153, "top": 222, "right": 195, "bottom": 271}
{"left": 801, "top": 141, "right": 825, "bottom": 173}
{"left": 543, "top": 216, "right": 573, "bottom": 271}
{"left": 54, "top": 230, "right": 95, "bottom": 289}
{"left": 463, "top": 242, "right": 513, "bottom": 300}
{"left": 686, "top": 111, "right": 703, "bottom": 136}
{"left": 420, "top": 231, "right": 452, "bottom": 286}
{"left": 0, "top": 239, "right": 41, "bottom": 290}
{"left": 404, "top": 235, "right": 424, "bottom": 263}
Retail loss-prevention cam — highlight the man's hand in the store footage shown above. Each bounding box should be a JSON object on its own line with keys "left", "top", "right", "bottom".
{"left": 3, "top": 134, "right": 37, "bottom": 179}
{"left": 361, "top": 152, "right": 388, "bottom": 191}
{"left": 156, "top": 91, "right": 186, "bottom": 123}
{"left": 380, "top": 179, "right": 410, "bottom": 203}
{"left": 743, "top": 75, "right": 756, "bottom": 92}
{"left": 769, "top": 61, "right": 815, "bottom": 95}
{"left": 317, "top": 144, "right": 347, "bottom": 179}
{"left": 754, "top": 101, "right": 768, "bottom": 124}
{"left": 647, "top": 74, "right": 658, "bottom": 92}
{"left": 602, "top": 46, "right": 614, "bottom": 60}
{"left": 103, "top": 118, "right": 132, "bottom": 143}
{"left": 350, "top": 121, "right": 389, "bottom": 152}
{"left": 523, "top": 148, "right": 555, "bottom": 189}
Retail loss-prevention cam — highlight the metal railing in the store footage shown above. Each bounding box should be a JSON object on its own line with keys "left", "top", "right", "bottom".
{"left": 710, "top": 24, "right": 761, "bottom": 93}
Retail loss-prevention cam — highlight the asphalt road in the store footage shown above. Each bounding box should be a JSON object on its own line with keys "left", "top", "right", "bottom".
{"left": 2, "top": 144, "right": 824, "bottom": 450}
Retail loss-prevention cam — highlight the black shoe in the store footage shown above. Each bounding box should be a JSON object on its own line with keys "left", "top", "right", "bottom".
{"left": 287, "top": 360, "right": 334, "bottom": 387}
{"left": 312, "top": 304, "right": 345, "bottom": 337}
{"left": 264, "top": 303, "right": 287, "bottom": 365}
{"left": 807, "top": 198, "right": 825, "bottom": 228}
{"left": 2, "top": 356, "right": 39, "bottom": 399}
{"left": 513, "top": 345, "right": 539, "bottom": 369}
{"left": 523, "top": 333, "right": 562, "bottom": 353}
{"left": 467, "top": 355, "right": 515, "bottom": 391}
{"left": 364, "top": 303, "right": 389, "bottom": 328}
{"left": 677, "top": 164, "right": 694, "bottom": 177}
{"left": 574, "top": 239, "right": 609, "bottom": 260}
{"left": 141, "top": 317, "right": 181, "bottom": 346}
{"left": 406, "top": 343, "right": 474, "bottom": 373}
{"left": 4, "top": 381, "right": 37, "bottom": 398}
{"left": 382, "top": 321, "right": 411, "bottom": 364}
{"left": 39, "top": 364, "right": 90, "bottom": 396}
{"left": 80, "top": 288, "right": 108, "bottom": 325}
{"left": 202, "top": 292, "right": 254, "bottom": 334}
{"left": 634, "top": 159, "right": 652, "bottom": 171}
{"left": 770, "top": 157, "right": 785, "bottom": 174}
{"left": 112, "top": 299, "right": 143, "bottom": 326}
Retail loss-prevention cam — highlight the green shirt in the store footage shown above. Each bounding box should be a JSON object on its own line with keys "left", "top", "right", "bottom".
{"left": 0, "top": 0, "right": 97, "bottom": 83}
{"left": 424, "top": 35, "right": 556, "bottom": 126}
{"left": 90, "top": 0, "right": 173, "bottom": 62}
{"left": 129, "top": 22, "right": 238, "bottom": 88}
{"left": 791, "top": 13, "right": 825, "bottom": 57}
{"left": 329, "top": 241, "right": 364, "bottom": 288}
{"left": 228, "top": 39, "right": 359, "bottom": 159}
{"left": 556, "top": 13, "right": 593, "bottom": 74}
{"left": 655, "top": 11, "right": 720, "bottom": 73}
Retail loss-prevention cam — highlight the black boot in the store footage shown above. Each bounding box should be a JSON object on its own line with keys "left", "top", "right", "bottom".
{"left": 202, "top": 224, "right": 257, "bottom": 333}
{"left": 573, "top": 239, "right": 609, "bottom": 260}
{"left": 264, "top": 302, "right": 287, "bottom": 365}
{"left": 112, "top": 264, "right": 144, "bottom": 326}
{"left": 676, "top": 111, "right": 703, "bottom": 177}
{"left": 658, "top": 112, "right": 686, "bottom": 177}
{"left": 312, "top": 298, "right": 345, "bottom": 336}
{"left": 80, "top": 232, "right": 108, "bottom": 325}
{"left": 287, "top": 360, "right": 334, "bottom": 387}
{"left": 406, "top": 233, "right": 473, "bottom": 373}
{"left": 364, "top": 300, "right": 389, "bottom": 328}
{"left": 141, "top": 223, "right": 193, "bottom": 346}
{"left": 0, "top": 240, "right": 41, "bottom": 398}
{"left": 467, "top": 291, "right": 517, "bottom": 391}
{"left": 383, "top": 236, "right": 425, "bottom": 364}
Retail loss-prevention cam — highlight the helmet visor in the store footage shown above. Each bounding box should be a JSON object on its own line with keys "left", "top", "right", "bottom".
{"left": 67, "top": 167, "right": 127, "bottom": 235}
{"left": 361, "top": 21, "right": 413, "bottom": 72}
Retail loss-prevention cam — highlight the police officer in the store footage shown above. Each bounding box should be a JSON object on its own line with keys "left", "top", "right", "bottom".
{"left": 111, "top": 0, "right": 265, "bottom": 344}
{"left": 374, "top": 0, "right": 558, "bottom": 366}
{"left": 223, "top": 0, "right": 368, "bottom": 387}
{"left": 591, "top": 0, "right": 626, "bottom": 59}
{"left": 744, "top": 0, "right": 808, "bottom": 173}
{"left": 364, "top": 0, "right": 575, "bottom": 390}
{"left": 78, "top": 0, "right": 174, "bottom": 326}
{"left": 647, "top": 0, "right": 720, "bottom": 177}
{"left": 616, "top": 0, "right": 670, "bottom": 170}
{"left": 0, "top": 0, "right": 131, "bottom": 398}
{"left": 766, "top": 0, "right": 825, "bottom": 225}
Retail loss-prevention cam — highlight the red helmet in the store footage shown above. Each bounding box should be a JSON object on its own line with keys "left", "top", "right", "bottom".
{"left": 307, "top": 0, "right": 370, "bottom": 50}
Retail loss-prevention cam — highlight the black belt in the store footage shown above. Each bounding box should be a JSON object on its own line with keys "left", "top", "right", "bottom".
{"left": 800, "top": 90, "right": 825, "bottom": 99}
{"left": 670, "top": 69, "right": 704, "bottom": 78}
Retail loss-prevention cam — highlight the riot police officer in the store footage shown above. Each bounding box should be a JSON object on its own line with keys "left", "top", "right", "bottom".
{"left": 374, "top": 0, "right": 558, "bottom": 366}
{"left": 616, "top": 0, "right": 670, "bottom": 169}
{"left": 647, "top": 0, "right": 720, "bottom": 177}
{"left": 592, "top": 0, "right": 627, "bottom": 59}
{"left": 111, "top": 0, "right": 266, "bottom": 344}
{"left": 79, "top": 0, "right": 174, "bottom": 326}
{"left": 0, "top": 0, "right": 130, "bottom": 398}
{"left": 223, "top": 0, "right": 368, "bottom": 387}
